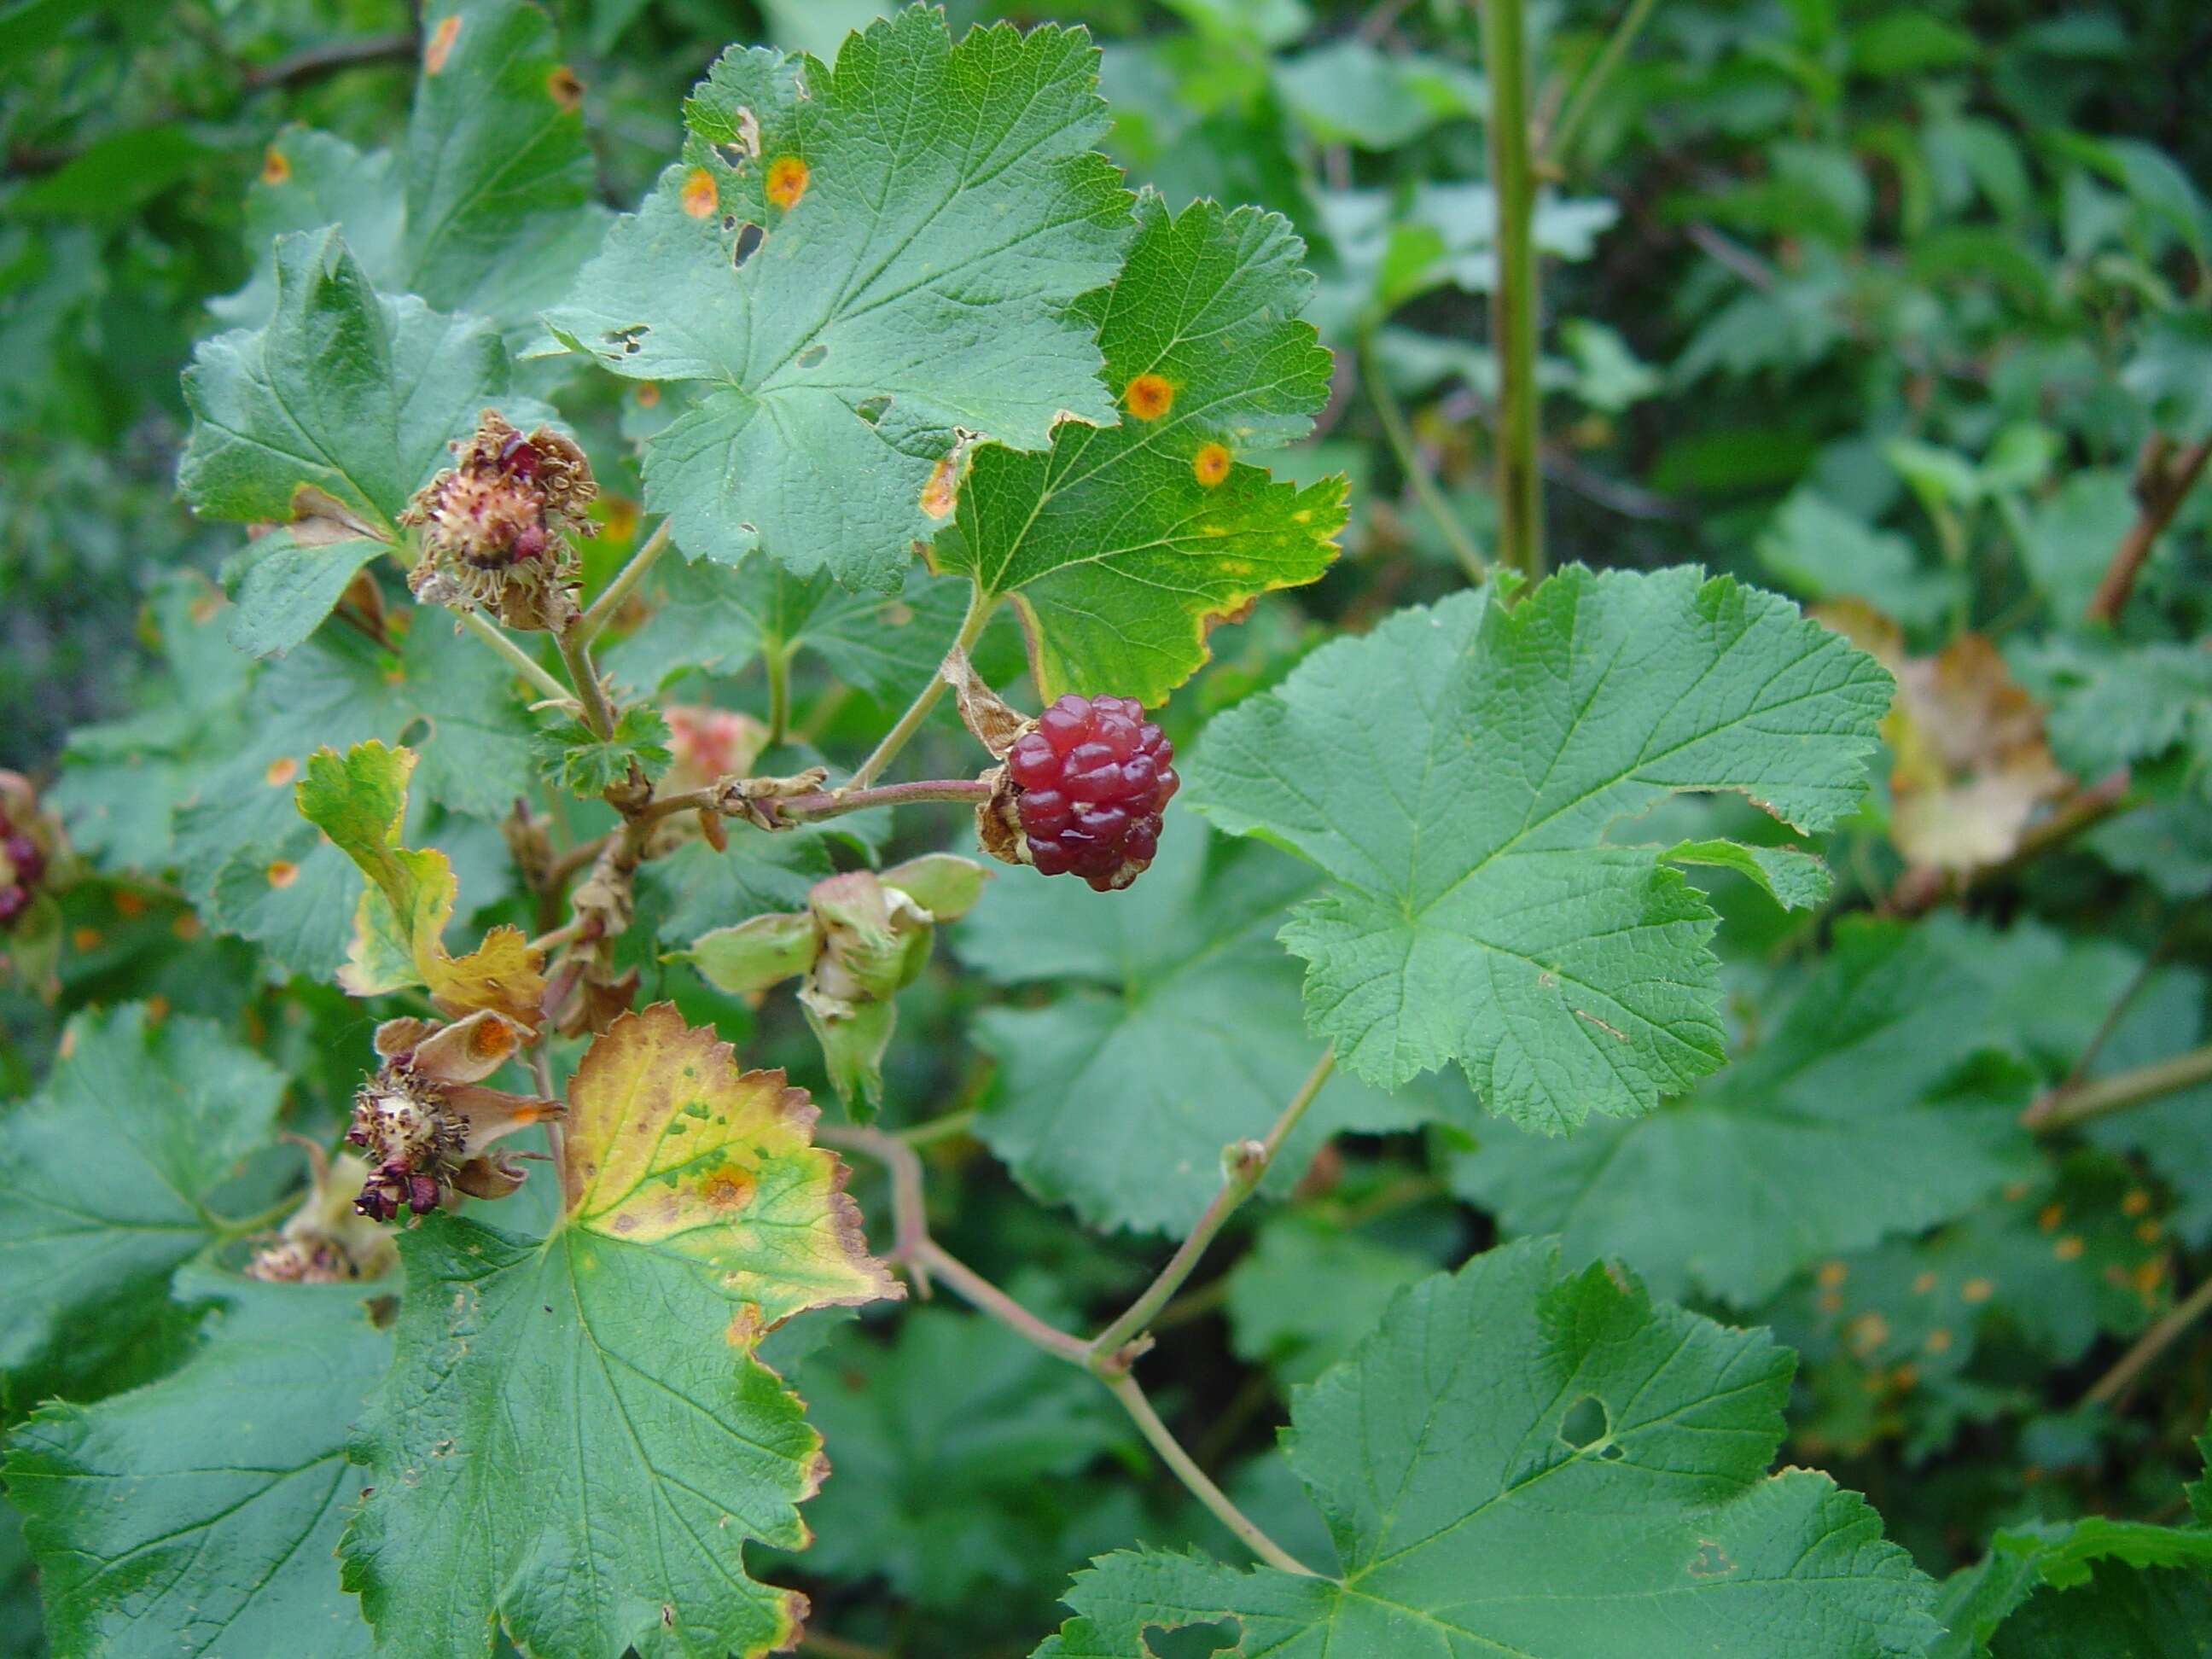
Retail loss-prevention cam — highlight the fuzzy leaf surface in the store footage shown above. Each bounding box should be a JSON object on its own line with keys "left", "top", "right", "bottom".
{"left": 545, "top": 8, "right": 1132, "bottom": 588}
{"left": 341, "top": 1004, "right": 896, "bottom": 1659}
{"left": 5, "top": 1270, "right": 391, "bottom": 1658}
{"left": 1033, "top": 1238, "right": 1938, "bottom": 1658}
{"left": 0, "top": 1006, "right": 285, "bottom": 1408}
{"left": 215, "top": 0, "right": 608, "bottom": 337}
{"left": 1452, "top": 917, "right": 2046, "bottom": 1305}
{"left": 929, "top": 192, "right": 1342, "bottom": 701}
{"left": 954, "top": 830, "right": 1463, "bottom": 1235}
{"left": 1187, "top": 567, "right": 1891, "bottom": 1130}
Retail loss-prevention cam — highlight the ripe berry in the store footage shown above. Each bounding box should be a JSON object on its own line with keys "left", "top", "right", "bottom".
{"left": 6, "top": 832, "right": 44, "bottom": 888}
{"left": 1005, "top": 695, "right": 1176, "bottom": 891}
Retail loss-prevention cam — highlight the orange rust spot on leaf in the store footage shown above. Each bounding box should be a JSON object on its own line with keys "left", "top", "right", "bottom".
{"left": 1923, "top": 1327, "right": 1953, "bottom": 1353}
{"left": 699, "top": 1166, "right": 755, "bottom": 1211}
{"left": 1961, "top": 1277, "right": 1994, "bottom": 1303}
{"left": 681, "top": 167, "right": 718, "bottom": 218}
{"left": 71, "top": 927, "right": 102, "bottom": 952}
{"left": 1911, "top": 1270, "right": 1938, "bottom": 1294}
{"left": 260, "top": 147, "right": 291, "bottom": 186}
{"left": 265, "top": 755, "right": 300, "bottom": 788}
{"left": 765, "top": 154, "right": 809, "bottom": 209}
{"left": 1123, "top": 373, "right": 1173, "bottom": 420}
{"left": 546, "top": 65, "right": 584, "bottom": 112}
{"left": 2036, "top": 1202, "right": 2064, "bottom": 1231}
{"left": 171, "top": 911, "right": 201, "bottom": 941}
{"left": 1192, "top": 441, "right": 1231, "bottom": 487}
{"left": 2138, "top": 1219, "right": 2163, "bottom": 1244}
{"left": 2135, "top": 1259, "right": 2166, "bottom": 1293}
{"left": 424, "top": 14, "right": 462, "bottom": 73}
{"left": 57, "top": 1027, "right": 76, "bottom": 1060}
{"left": 1890, "top": 1364, "right": 1918, "bottom": 1390}
{"left": 1815, "top": 1260, "right": 1848, "bottom": 1289}
{"left": 635, "top": 382, "right": 661, "bottom": 408}
{"left": 1816, "top": 1289, "right": 1842, "bottom": 1313}
{"left": 2052, "top": 1234, "right": 2085, "bottom": 1261}
{"left": 919, "top": 451, "right": 964, "bottom": 519}
{"left": 113, "top": 888, "right": 147, "bottom": 918}
{"left": 2122, "top": 1188, "right": 2152, "bottom": 1216}
{"left": 266, "top": 859, "right": 300, "bottom": 889}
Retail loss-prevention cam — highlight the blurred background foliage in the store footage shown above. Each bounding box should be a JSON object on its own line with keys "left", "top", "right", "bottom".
{"left": 4, "top": 0, "right": 2212, "bottom": 1651}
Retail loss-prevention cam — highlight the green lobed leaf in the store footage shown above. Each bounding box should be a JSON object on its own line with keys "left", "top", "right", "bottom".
{"left": 1033, "top": 1238, "right": 1939, "bottom": 1658}
{"left": 544, "top": 8, "right": 1133, "bottom": 589}
{"left": 537, "top": 704, "right": 675, "bottom": 796}
{"left": 0, "top": 1006, "right": 286, "bottom": 1412}
{"left": 1186, "top": 567, "right": 1892, "bottom": 1131}
{"left": 4, "top": 1268, "right": 391, "bottom": 1657}
{"left": 341, "top": 1005, "right": 897, "bottom": 1659}
{"left": 954, "top": 829, "right": 1465, "bottom": 1236}
{"left": 171, "top": 617, "right": 536, "bottom": 978}
{"left": 214, "top": 0, "right": 609, "bottom": 341}
{"left": 1452, "top": 915, "right": 2045, "bottom": 1306}
{"left": 178, "top": 226, "right": 534, "bottom": 653}
{"left": 930, "top": 191, "right": 1342, "bottom": 702}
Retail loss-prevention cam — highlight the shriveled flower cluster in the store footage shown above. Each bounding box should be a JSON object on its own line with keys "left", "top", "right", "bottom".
{"left": 345, "top": 1010, "right": 560, "bottom": 1221}
{"left": 0, "top": 771, "right": 54, "bottom": 930}
{"left": 402, "top": 409, "right": 597, "bottom": 632}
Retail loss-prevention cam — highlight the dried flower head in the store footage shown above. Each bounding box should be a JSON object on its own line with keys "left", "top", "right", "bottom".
{"left": 402, "top": 410, "right": 597, "bottom": 632}
{"left": 345, "top": 1010, "right": 561, "bottom": 1221}
{"left": 246, "top": 1144, "right": 399, "bottom": 1283}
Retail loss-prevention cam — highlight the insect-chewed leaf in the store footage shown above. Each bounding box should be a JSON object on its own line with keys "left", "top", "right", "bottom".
{"left": 294, "top": 740, "right": 544, "bottom": 1022}
{"left": 1186, "top": 566, "right": 1893, "bottom": 1132}
{"left": 930, "top": 192, "right": 1342, "bottom": 702}
{"left": 564, "top": 1002, "right": 899, "bottom": 1314}
{"left": 544, "top": 7, "right": 1132, "bottom": 590}
{"left": 340, "top": 1004, "right": 898, "bottom": 1659}
{"left": 1031, "top": 1238, "right": 1939, "bottom": 1658}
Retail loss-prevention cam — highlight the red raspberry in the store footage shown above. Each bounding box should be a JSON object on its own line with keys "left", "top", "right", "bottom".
{"left": 1004, "top": 695, "right": 1177, "bottom": 891}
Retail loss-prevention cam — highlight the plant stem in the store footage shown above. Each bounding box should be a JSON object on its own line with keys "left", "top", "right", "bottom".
{"left": 847, "top": 585, "right": 995, "bottom": 789}
{"left": 899, "top": 1108, "right": 976, "bottom": 1147}
{"left": 576, "top": 521, "right": 672, "bottom": 643}
{"left": 2087, "top": 435, "right": 2212, "bottom": 623}
{"left": 765, "top": 645, "right": 792, "bottom": 747}
{"left": 1543, "top": 0, "right": 1661, "bottom": 163}
{"left": 818, "top": 1118, "right": 1317, "bottom": 1575}
{"left": 1357, "top": 334, "right": 1487, "bottom": 582}
{"left": 1104, "top": 1372, "right": 1318, "bottom": 1575}
{"left": 1090, "top": 1049, "right": 1336, "bottom": 1372}
{"left": 557, "top": 628, "right": 619, "bottom": 742}
{"left": 457, "top": 610, "right": 573, "bottom": 707}
{"left": 2084, "top": 1273, "right": 2212, "bottom": 1407}
{"left": 2024, "top": 1042, "right": 2212, "bottom": 1134}
{"left": 779, "top": 778, "right": 992, "bottom": 821}
{"left": 1481, "top": 0, "right": 1545, "bottom": 580}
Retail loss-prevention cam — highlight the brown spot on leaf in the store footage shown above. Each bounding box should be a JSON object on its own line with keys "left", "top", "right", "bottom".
{"left": 635, "top": 381, "right": 661, "bottom": 408}
{"left": 546, "top": 65, "right": 584, "bottom": 112}
{"left": 424, "top": 14, "right": 462, "bottom": 73}
{"left": 71, "top": 926, "right": 102, "bottom": 952}
{"left": 265, "top": 755, "right": 300, "bottom": 788}
{"left": 260, "top": 147, "right": 290, "bottom": 185}
{"left": 266, "top": 859, "right": 300, "bottom": 889}
{"left": 1192, "top": 441, "right": 1231, "bottom": 487}
{"left": 699, "top": 1166, "right": 754, "bottom": 1211}
{"left": 114, "top": 889, "right": 147, "bottom": 917}
{"left": 680, "top": 167, "right": 718, "bottom": 218}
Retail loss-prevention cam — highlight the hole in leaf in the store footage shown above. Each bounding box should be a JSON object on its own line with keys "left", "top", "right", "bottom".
{"left": 1600, "top": 1441, "right": 1627, "bottom": 1461}
{"left": 853, "top": 394, "right": 891, "bottom": 426}
{"left": 797, "top": 343, "right": 827, "bottom": 370}
{"left": 1559, "top": 1394, "right": 1610, "bottom": 1451}
{"left": 1144, "top": 1619, "right": 1242, "bottom": 1659}
{"left": 731, "top": 221, "right": 765, "bottom": 270}
{"left": 605, "top": 323, "right": 649, "bottom": 360}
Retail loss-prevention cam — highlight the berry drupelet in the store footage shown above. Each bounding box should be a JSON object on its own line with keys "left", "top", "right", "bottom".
{"left": 1004, "top": 695, "right": 1178, "bottom": 891}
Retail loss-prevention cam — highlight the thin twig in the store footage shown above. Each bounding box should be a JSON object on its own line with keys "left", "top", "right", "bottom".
{"left": 575, "top": 521, "right": 672, "bottom": 643}
{"left": 1091, "top": 1050, "right": 1337, "bottom": 1372}
{"left": 545, "top": 833, "right": 613, "bottom": 889}
{"left": 456, "top": 610, "right": 573, "bottom": 707}
{"left": 2087, "top": 437, "right": 2212, "bottom": 624}
{"left": 847, "top": 587, "right": 996, "bottom": 789}
{"left": 241, "top": 29, "right": 417, "bottom": 90}
{"left": 557, "top": 628, "right": 620, "bottom": 742}
{"left": 2084, "top": 1275, "right": 2212, "bottom": 1407}
{"left": 818, "top": 1118, "right": 1317, "bottom": 1575}
{"left": 1105, "top": 1373, "right": 1318, "bottom": 1575}
{"left": 899, "top": 1109, "right": 976, "bottom": 1148}
{"left": 642, "top": 777, "right": 992, "bottom": 829}
{"left": 2024, "top": 1042, "right": 2212, "bottom": 1135}
{"left": 1357, "top": 335, "right": 1487, "bottom": 583}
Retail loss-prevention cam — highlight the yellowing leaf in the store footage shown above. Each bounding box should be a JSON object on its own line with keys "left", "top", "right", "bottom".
{"left": 295, "top": 741, "right": 544, "bottom": 1022}
{"left": 563, "top": 1001, "right": 897, "bottom": 1319}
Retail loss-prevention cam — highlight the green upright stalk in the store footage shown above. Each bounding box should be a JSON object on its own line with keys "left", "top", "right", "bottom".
{"left": 1481, "top": 0, "right": 1545, "bottom": 579}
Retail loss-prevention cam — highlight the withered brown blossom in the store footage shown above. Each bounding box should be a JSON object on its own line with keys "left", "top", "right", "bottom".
{"left": 401, "top": 409, "right": 597, "bottom": 632}
{"left": 246, "top": 1143, "right": 398, "bottom": 1283}
{"left": 346, "top": 1009, "right": 562, "bottom": 1221}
